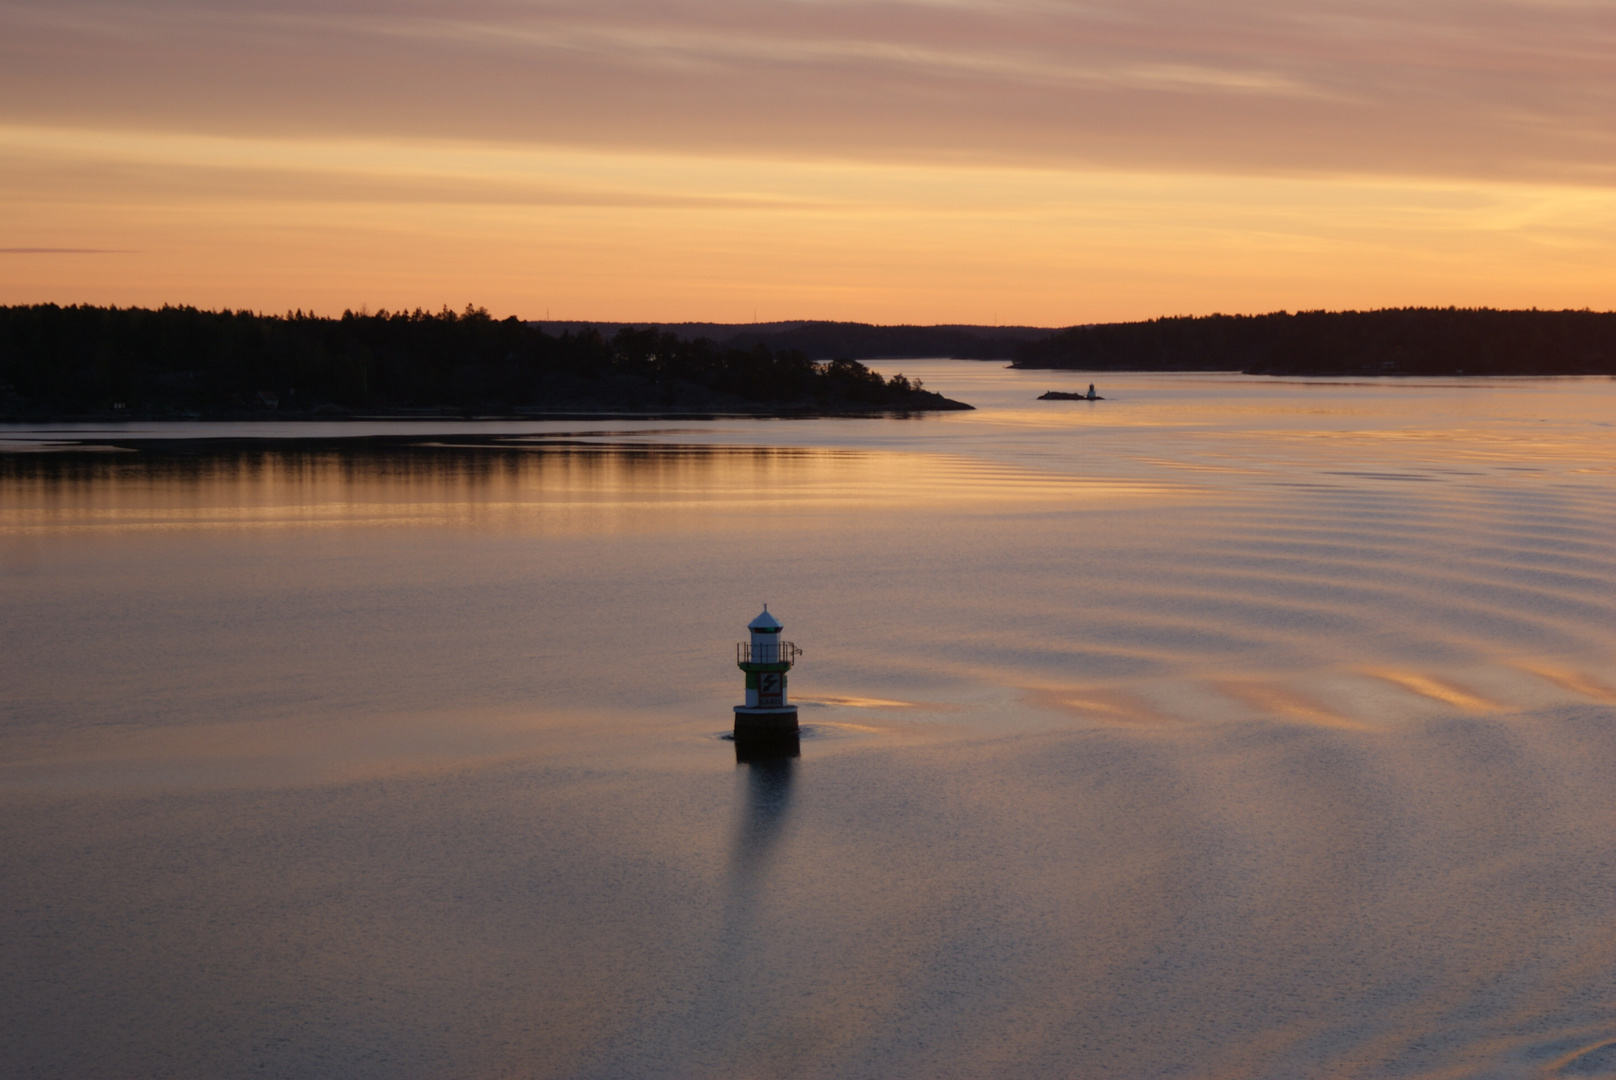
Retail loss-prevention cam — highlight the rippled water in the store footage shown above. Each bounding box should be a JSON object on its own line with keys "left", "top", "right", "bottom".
{"left": 4, "top": 366, "right": 1616, "bottom": 1078}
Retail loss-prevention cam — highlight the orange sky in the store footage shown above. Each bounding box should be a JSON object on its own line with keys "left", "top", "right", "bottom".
{"left": 2, "top": 0, "right": 1613, "bottom": 324}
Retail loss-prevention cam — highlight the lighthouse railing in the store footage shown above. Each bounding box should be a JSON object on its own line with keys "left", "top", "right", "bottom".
{"left": 738, "top": 641, "right": 801, "bottom": 665}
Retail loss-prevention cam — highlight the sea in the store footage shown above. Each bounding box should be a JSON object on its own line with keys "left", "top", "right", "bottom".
{"left": 3, "top": 363, "right": 1616, "bottom": 1079}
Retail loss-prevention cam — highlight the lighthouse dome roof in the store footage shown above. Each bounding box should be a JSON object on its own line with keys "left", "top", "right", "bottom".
{"left": 748, "top": 607, "right": 783, "bottom": 631}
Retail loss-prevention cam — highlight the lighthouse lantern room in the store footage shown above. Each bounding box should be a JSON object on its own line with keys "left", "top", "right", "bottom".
{"left": 734, "top": 606, "right": 801, "bottom": 743}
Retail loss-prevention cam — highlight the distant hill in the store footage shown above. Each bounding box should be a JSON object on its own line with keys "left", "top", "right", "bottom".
{"left": 1013, "top": 309, "right": 1616, "bottom": 376}
{"left": 533, "top": 320, "right": 1052, "bottom": 360}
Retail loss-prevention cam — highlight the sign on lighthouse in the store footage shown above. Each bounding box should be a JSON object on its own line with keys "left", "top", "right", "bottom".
{"left": 734, "top": 606, "right": 801, "bottom": 747}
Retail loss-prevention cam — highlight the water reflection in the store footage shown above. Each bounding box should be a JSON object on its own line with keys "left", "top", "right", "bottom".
{"left": 7, "top": 375, "right": 1616, "bottom": 1078}
{"left": 732, "top": 754, "right": 797, "bottom": 874}
{"left": 0, "top": 440, "right": 878, "bottom": 541}
{"left": 0, "top": 438, "right": 851, "bottom": 505}
{"left": 0, "top": 433, "right": 1167, "bottom": 541}
{"left": 638, "top": 753, "right": 801, "bottom": 1073}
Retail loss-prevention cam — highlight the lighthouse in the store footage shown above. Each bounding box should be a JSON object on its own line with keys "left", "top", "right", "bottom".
{"left": 734, "top": 606, "right": 801, "bottom": 747}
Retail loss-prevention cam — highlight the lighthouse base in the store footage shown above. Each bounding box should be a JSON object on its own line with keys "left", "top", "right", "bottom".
{"left": 733, "top": 706, "right": 800, "bottom": 758}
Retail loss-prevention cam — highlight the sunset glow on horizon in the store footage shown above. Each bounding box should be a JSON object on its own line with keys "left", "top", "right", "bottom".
{"left": 3, "top": 0, "right": 1613, "bottom": 323}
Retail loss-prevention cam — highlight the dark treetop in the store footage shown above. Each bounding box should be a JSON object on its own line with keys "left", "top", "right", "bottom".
{"left": 1013, "top": 308, "right": 1616, "bottom": 376}
{"left": 0, "top": 305, "right": 972, "bottom": 419}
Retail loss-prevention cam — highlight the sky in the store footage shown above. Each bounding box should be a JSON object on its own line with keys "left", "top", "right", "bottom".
{"left": 1, "top": 0, "right": 1613, "bottom": 324}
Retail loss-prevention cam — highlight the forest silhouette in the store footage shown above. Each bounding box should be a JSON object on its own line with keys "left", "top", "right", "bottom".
{"left": 0, "top": 304, "right": 968, "bottom": 418}
{"left": 1014, "top": 308, "right": 1616, "bottom": 376}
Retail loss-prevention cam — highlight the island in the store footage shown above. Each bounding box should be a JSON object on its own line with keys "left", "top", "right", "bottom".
{"left": 1038, "top": 390, "right": 1104, "bottom": 400}
{"left": 1013, "top": 308, "right": 1616, "bottom": 377}
{"left": 0, "top": 304, "right": 973, "bottom": 419}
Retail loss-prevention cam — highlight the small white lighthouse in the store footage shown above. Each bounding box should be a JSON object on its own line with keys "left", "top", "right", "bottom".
{"left": 734, "top": 606, "right": 801, "bottom": 744}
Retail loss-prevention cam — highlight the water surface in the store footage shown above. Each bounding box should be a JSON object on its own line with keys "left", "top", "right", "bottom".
{"left": 4, "top": 367, "right": 1616, "bottom": 1078}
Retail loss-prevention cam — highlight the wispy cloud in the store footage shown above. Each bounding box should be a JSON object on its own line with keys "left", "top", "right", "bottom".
{"left": 353, "top": 16, "right": 1323, "bottom": 98}
{"left": 2, "top": 0, "right": 1612, "bottom": 182}
{"left": 0, "top": 247, "right": 132, "bottom": 254}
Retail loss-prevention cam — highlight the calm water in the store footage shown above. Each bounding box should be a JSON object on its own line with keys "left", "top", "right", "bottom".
{"left": 4, "top": 365, "right": 1616, "bottom": 1079}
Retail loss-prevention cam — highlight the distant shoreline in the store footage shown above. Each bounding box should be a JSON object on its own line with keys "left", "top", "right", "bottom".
{"left": 1012, "top": 308, "right": 1616, "bottom": 377}
{"left": 10, "top": 307, "right": 1614, "bottom": 420}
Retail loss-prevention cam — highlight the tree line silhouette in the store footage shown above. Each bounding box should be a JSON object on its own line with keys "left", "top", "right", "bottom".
{"left": 1014, "top": 308, "right": 1616, "bottom": 375}
{"left": 0, "top": 304, "right": 968, "bottom": 416}
{"left": 693, "top": 322, "right": 1045, "bottom": 359}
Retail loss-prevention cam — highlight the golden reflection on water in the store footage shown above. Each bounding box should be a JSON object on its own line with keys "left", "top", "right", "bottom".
{"left": 1516, "top": 661, "right": 1616, "bottom": 705}
{"left": 1367, "top": 669, "right": 1502, "bottom": 712}
{"left": 1210, "top": 677, "right": 1375, "bottom": 731}
{"left": 796, "top": 695, "right": 928, "bottom": 709}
